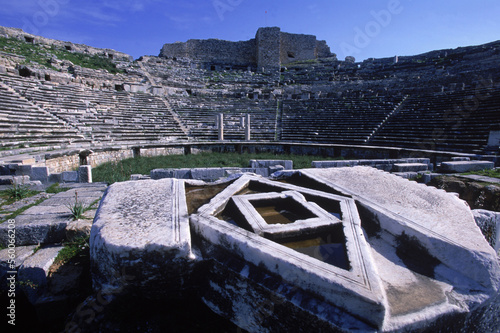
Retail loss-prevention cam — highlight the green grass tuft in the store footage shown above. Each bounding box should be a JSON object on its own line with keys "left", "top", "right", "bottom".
{"left": 0, "top": 184, "right": 39, "bottom": 205}
{"left": 463, "top": 168, "right": 500, "bottom": 179}
{"left": 54, "top": 236, "right": 89, "bottom": 266}
{"left": 45, "top": 183, "right": 71, "bottom": 194}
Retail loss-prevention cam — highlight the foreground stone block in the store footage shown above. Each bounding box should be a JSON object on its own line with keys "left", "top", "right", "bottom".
{"left": 89, "top": 169, "right": 500, "bottom": 332}
{"left": 18, "top": 245, "right": 64, "bottom": 304}
{"left": 90, "top": 178, "right": 194, "bottom": 297}
{"left": 440, "top": 160, "right": 494, "bottom": 173}
{"left": 191, "top": 174, "right": 386, "bottom": 330}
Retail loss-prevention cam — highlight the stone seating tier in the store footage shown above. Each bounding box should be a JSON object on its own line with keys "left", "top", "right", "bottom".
{"left": 0, "top": 73, "right": 188, "bottom": 145}
{"left": 370, "top": 87, "right": 500, "bottom": 153}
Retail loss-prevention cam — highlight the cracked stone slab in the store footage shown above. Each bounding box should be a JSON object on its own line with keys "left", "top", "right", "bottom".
{"left": 18, "top": 245, "right": 64, "bottom": 304}
{"left": 53, "top": 189, "right": 104, "bottom": 198}
{"left": 0, "top": 245, "right": 37, "bottom": 284}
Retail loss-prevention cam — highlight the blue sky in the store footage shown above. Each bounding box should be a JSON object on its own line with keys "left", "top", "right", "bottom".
{"left": 0, "top": 0, "right": 499, "bottom": 61}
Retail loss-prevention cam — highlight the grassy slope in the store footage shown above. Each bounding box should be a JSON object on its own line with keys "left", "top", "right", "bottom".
{"left": 0, "top": 36, "right": 123, "bottom": 74}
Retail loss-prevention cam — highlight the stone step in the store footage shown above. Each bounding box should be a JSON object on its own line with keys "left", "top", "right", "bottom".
{"left": 440, "top": 161, "right": 495, "bottom": 173}
{"left": 393, "top": 163, "right": 429, "bottom": 172}
{"left": 18, "top": 245, "right": 64, "bottom": 303}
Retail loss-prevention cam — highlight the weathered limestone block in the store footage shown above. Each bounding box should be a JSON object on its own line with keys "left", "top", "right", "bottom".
{"left": 393, "top": 163, "right": 428, "bottom": 172}
{"left": 190, "top": 168, "right": 239, "bottom": 182}
{"left": 150, "top": 168, "right": 191, "bottom": 180}
{"left": 18, "top": 245, "right": 64, "bottom": 304}
{"left": 250, "top": 159, "right": 293, "bottom": 170}
{"left": 191, "top": 174, "right": 387, "bottom": 330}
{"left": 0, "top": 245, "right": 37, "bottom": 287}
{"left": 312, "top": 160, "right": 359, "bottom": 168}
{"left": 62, "top": 171, "right": 78, "bottom": 183}
{"left": 440, "top": 161, "right": 494, "bottom": 173}
{"left": 0, "top": 175, "right": 30, "bottom": 185}
{"left": 31, "top": 167, "right": 50, "bottom": 183}
{"left": 78, "top": 165, "right": 92, "bottom": 183}
{"left": 66, "top": 219, "right": 92, "bottom": 242}
{"left": 0, "top": 215, "right": 70, "bottom": 246}
{"left": 303, "top": 167, "right": 500, "bottom": 294}
{"left": 90, "top": 179, "right": 194, "bottom": 298}
{"left": 473, "top": 209, "right": 500, "bottom": 256}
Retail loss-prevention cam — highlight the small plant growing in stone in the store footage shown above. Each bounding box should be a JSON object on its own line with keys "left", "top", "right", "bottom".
{"left": 67, "top": 191, "right": 86, "bottom": 220}
{"left": 54, "top": 236, "right": 90, "bottom": 266}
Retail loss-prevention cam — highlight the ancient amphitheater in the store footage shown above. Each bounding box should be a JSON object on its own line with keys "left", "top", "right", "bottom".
{"left": 0, "top": 26, "right": 500, "bottom": 332}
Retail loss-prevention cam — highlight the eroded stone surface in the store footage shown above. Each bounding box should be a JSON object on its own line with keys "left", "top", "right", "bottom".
{"left": 301, "top": 166, "right": 500, "bottom": 332}
{"left": 473, "top": 209, "right": 500, "bottom": 255}
{"left": 90, "top": 178, "right": 194, "bottom": 297}
{"left": 18, "top": 245, "right": 64, "bottom": 304}
{"left": 88, "top": 169, "right": 500, "bottom": 332}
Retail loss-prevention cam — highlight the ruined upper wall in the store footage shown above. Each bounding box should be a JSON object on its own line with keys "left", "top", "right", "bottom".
{"left": 280, "top": 32, "right": 317, "bottom": 65}
{"left": 160, "top": 38, "right": 256, "bottom": 68}
{"left": 160, "top": 27, "right": 332, "bottom": 71}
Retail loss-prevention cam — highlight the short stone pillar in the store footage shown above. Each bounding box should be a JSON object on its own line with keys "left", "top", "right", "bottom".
{"left": 78, "top": 165, "right": 92, "bottom": 183}
{"left": 218, "top": 113, "right": 224, "bottom": 141}
{"left": 245, "top": 114, "right": 251, "bottom": 141}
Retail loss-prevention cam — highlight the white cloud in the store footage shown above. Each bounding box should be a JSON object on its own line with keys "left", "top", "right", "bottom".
{"left": 78, "top": 7, "right": 123, "bottom": 24}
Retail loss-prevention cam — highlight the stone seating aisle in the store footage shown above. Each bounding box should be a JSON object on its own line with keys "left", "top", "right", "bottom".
{"left": 0, "top": 77, "right": 88, "bottom": 150}
{"left": 280, "top": 95, "right": 404, "bottom": 144}
{"left": 370, "top": 86, "right": 500, "bottom": 153}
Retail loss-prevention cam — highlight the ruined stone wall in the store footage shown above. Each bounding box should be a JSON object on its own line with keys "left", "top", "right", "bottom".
{"left": 160, "top": 39, "right": 256, "bottom": 67}
{"left": 316, "top": 40, "right": 332, "bottom": 58}
{"left": 280, "top": 32, "right": 317, "bottom": 65}
{"left": 160, "top": 27, "right": 331, "bottom": 71}
{"left": 45, "top": 155, "right": 80, "bottom": 174}
{"left": 87, "top": 149, "right": 134, "bottom": 168}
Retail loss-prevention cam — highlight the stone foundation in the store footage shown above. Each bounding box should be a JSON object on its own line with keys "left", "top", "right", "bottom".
{"left": 90, "top": 168, "right": 500, "bottom": 332}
